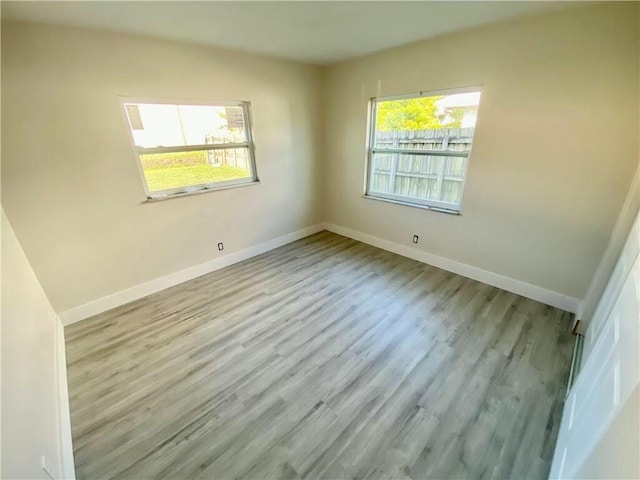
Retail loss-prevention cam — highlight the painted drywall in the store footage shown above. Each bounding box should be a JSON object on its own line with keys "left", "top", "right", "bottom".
{"left": 1, "top": 209, "right": 71, "bottom": 479}
{"left": 1, "top": 20, "right": 323, "bottom": 312}
{"left": 323, "top": 2, "right": 639, "bottom": 302}
{"left": 574, "top": 385, "right": 640, "bottom": 479}
{"left": 579, "top": 163, "right": 640, "bottom": 329}
{"left": 2, "top": 4, "right": 639, "bottom": 317}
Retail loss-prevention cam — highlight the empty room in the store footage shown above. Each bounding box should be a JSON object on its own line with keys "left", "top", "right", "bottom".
{"left": 1, "top": 1, "right": 639, "bottom": 479}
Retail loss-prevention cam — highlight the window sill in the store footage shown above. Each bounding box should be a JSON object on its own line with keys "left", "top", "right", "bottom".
{"left": 362, "top": 194, "right": 461, "bottom": 215}
{"left": 143, "top": 179, "right": 261, "bottom": 203}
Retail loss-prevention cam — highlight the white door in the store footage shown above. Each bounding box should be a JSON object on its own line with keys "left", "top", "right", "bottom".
{"left": 549, "top": 214, "right": 639, "bottom": 479}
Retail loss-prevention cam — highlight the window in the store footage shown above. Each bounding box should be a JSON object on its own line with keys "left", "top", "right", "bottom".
{"left": 121, "top": 98, "right": 258, "bottom": 200}
{"left": 366, "top": 87, "right": 481, "bottom": 213}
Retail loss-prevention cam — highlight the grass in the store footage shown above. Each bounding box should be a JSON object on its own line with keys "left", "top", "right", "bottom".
{"left": 140, "top": 151, "right": 208, "bottom": 168}
{"left": 143, "top": 164, "right": 250, "bottom": 192}
{"left": 139, "top": 150, "right": 251, "bottom": 192}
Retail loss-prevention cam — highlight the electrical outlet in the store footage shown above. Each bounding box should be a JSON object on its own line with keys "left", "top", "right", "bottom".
{"left": 412, "top": 235, "right": 419, "bottom": 244}
{"left": 217, "top": 242, "right": 224, "bottom": 251}
{"left": 41, "top": 455, "right": 56, "bottom": 480}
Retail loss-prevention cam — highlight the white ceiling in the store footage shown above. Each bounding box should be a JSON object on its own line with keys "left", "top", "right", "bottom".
{"left": 1, "top": 1, "right": 584, "bottom": 65}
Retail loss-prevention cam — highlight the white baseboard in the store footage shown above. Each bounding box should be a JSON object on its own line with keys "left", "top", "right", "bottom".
{"left": 324, "top": 223, "right": 580, "bottom": 313}
{"left": 55, "top": 315, "right": 76, "bottom": 479}
{"left": 59, "top": 224, "right": 325, "bottom": 325}
{"left": 59, "top": 221, "right": 579, "bottom": 325}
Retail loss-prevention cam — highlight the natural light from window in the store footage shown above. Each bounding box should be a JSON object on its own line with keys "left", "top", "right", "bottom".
{"left": 366, "top": 88, "right": 481, "bottom": 213}
{"left": 122, "top": 100, "right": 257, "bottom": 199}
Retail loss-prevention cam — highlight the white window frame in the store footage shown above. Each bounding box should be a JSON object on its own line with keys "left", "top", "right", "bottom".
{"left": 120, "top": 97, "right": 259, "bottom": 201}
{"left": 364, "top": 86, "right": 480, "bottom": 214}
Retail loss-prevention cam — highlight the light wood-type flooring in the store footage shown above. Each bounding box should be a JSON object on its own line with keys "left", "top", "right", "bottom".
{"left": 66, "top": 231, "right": 574, "bottom": 479}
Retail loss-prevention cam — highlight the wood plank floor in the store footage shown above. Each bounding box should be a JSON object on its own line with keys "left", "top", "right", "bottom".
{"left": 65, "top": 231, "right": 574, "bottom": 480}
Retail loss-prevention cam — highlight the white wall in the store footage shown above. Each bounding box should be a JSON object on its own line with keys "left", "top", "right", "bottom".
{"left": 579, "top": 164, "right": 639, "bottom": 329}
{"left": 1, "top": 20, "right": 323, "bottom": 313}
{"left": 550, "top": 209, "right": 639, "bottom": 479}
{"left": 3, "top": 5, "right": 638, "bottom": 318}
{"left": 1, "top": 209, "right": 74, "bottom": 479}
{"left": 323, "top": 2, "right": 639, "bottom": 303}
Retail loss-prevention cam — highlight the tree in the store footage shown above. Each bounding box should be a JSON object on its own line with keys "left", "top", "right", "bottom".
{"left": 376, "top": 96, "right": 463, "bottom": 131}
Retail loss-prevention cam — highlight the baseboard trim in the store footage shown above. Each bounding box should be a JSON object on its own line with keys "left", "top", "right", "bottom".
{"left": 324, "top": 223, "right": 580, "bottom": 313}
{"left": 59, "top": 224, "right": 325, "bottom": 325}
{"left": 55, "top": 315, "right": 76, "bottom": 479}
{"left": 60, "top": 221, "right": 579, "bottom": 324}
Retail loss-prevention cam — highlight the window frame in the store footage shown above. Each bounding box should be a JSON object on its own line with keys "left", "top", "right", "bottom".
{"left": 120, "top": 97, "right": 259, "bottom": 201}
{"left": 364, "top": 86, "right": 481, "bottom": 214}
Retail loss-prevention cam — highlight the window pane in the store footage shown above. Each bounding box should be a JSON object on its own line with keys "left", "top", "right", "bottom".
{"left": 370, "top": 153, "right": 466, "bottom": 205}
{"left": 369, "top": 152, "right": 393, "bottom": 194}
{"left": 368, "top": 90, "right": 480, "bottom": 210}
{"left": 374, "top": 91, "right": 480, "bottom": 150}
{"left": 441, "top": 179, "right": 464, "bottom": 204}
{"left": 140, "top": 148, "right": 251, "bottom": 193}
{"left": 125, "top": 103, "right": 247, "bottom": 148}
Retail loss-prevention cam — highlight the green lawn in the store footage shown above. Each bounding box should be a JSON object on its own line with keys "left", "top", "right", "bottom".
{"left": 143, "top": 164, "right": 250, "bottom": 192}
